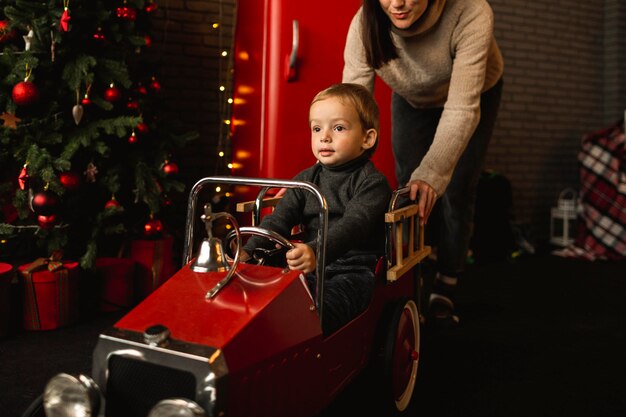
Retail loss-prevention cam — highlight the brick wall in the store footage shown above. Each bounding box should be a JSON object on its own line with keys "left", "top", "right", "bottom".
{"left": 486, "top": 0, "right": 624, "bottom": 240}
{"left": 149, "top": 0, "right": 625, "bottom": 242}
{"left": 603, "top": 0, "right": 626, "bottom": 125}
{"left": 147, "top": 0, "right": 236, "bottom": 191}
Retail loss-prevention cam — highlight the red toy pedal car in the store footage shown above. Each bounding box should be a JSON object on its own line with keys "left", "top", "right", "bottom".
{"left": 26, "top": 176, "right": 430, "bottom": 417}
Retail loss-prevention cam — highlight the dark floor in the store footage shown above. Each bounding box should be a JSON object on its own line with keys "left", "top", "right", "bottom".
{"left": 2, "top": 253, "right": 626, "bottom": 417}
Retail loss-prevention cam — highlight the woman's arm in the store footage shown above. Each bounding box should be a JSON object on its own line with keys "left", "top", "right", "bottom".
{"left": 342, "top": 9, "right": 376, "bottom": 92}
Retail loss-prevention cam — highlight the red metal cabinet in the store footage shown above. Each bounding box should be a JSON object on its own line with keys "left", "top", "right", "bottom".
{"left": 231, "top": 1, "right": 396, "bottom": 188}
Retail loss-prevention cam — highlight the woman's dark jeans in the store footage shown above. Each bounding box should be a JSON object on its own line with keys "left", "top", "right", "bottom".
{"left": 391, "top": 79, "right": 503, "bottom": 277}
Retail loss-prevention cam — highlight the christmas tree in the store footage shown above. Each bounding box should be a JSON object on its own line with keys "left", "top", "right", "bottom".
{"left": 0, "top": 0, "right": 198, "bottom": 268}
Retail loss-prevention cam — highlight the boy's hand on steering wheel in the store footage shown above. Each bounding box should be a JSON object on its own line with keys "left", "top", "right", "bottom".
{"left": 286, "top": 243, "right": 316, "bottom": 273}
{"left": 408, "top": 179, "right": 437, "bottom": 226}
{"left": 239, "top": 250, "right": 251, "bottom": 262}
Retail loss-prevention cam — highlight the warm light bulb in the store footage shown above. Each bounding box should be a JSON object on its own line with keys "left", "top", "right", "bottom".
{"left": 212, "top": 23, "right": 219, "bottom": 29}
{"left": 224, "top": 119, "right": 231, "bottom": 125}
{"left": 227, "top": 98, "right": 233, "bottom": 104}
{"left": 219, "top": 151, "right": 225, "bottom": 157}
{"left": 221, "top": 51, "right": 228, "bottom": 57}
{"left": 219, "top": 85, "right": 225, "bottom": 92}
{"left": 215, "top": 186, "right": 221, "bottom": 192}
{"left": 227, "top": 163, "right": 233, "bottom": 169}
{"left": 225, "top": 192, "right": 231, "bottom": 197}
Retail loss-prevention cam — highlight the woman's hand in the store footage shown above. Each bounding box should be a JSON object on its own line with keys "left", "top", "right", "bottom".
{"left": 286, "top": 242, "right": 316, "bottom": 273}
{"left": 408, "top": 179, "right": 437, "bottom": 226}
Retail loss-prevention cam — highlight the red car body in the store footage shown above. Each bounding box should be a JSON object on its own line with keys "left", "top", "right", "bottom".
{"left": 30, "top": 176, "right": 429, "bottom": 417}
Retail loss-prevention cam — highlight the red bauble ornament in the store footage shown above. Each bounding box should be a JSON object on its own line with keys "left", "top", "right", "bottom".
{"left": 128, "top": 131, "right": 138, "bottom": 144}
{"left": 31, "top": 190, "right": 60, "bottom": 216}
{"left": 162, "top": 161, "right": 179, "bottom": 176}
{"left": 116, "top": 6, "right": 137, "bottom": 21}
{"left": 59, "top": 171, "right": 81, "bottom": 191}
{"left": 38, "top": 214, "right": 57, "bottom": 230}
{"left": 0, "top": 20, "right": 16, "bottom": 43}
{"left": 12, "top": 81, "right": 40, "bottom": 106}
{"left": 148, "top": 78, "right": 161, "bottom": 92}
{"left": 145, "top": 2, "right": 158, "bottom": 13}
{"left": 136, "top": 84, "right": 148, "bottom": 95}
{"left": 162, "top": 196, "right": 173, "bottom": 207}
{"left": 81, "top": 95, "right": 92, "bottom": 105}
{"left": 104, "top": 84, "right": 122, "bottom": 102}
{"left": 104, "top": 197, "right": 121, "bottom": 209}
{"left": 144, "top": 217, "right": 163, "bottom": 237}
{"left": 126, "top": 99, "right": 139, "bottom": 110}
{"left": 144, "top": 36, "right": 152, "bottom": 47}
{"left": 136, "top": 122, "right": 149, "bottom": 134}
{"left": 93, "top": 28, "right": 105, "bottom": 41}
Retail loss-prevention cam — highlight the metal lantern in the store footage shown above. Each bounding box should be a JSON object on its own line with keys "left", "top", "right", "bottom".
{"left": 550, "top": 188, "right": 578, "bottom": 247}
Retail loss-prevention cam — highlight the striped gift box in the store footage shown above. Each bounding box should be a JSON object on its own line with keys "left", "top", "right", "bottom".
{"left": 18, "top": 260, "right": 80, "bottom": 330}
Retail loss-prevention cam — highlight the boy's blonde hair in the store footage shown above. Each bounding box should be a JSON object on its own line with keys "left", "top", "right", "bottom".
{"left": 311, "top": 83, "right": 380, "bottom": 156}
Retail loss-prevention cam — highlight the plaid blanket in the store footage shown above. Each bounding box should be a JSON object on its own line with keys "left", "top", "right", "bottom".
{"left": 557, "top": 120, "right": 626, "bottom": 260}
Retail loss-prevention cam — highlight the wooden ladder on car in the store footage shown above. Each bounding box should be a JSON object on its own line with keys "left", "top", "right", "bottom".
{"left": 384, "top": 203, "right": 431, "bottom": 282}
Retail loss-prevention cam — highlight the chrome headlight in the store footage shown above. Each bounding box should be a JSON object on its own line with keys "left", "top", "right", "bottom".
{"left": 148, "top": 398, "right": 206, "bottom": 417}
{"left": 43, "top": 373, "right": 100, "bottom": 417}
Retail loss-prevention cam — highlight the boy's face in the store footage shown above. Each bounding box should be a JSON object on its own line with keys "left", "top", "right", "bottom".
{"left": 309, "top": 97, "right": 376, "bottom": 167}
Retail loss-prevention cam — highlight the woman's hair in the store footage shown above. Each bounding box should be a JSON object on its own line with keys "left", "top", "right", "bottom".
{"left": 311, "top": 83, "right": 380, "bottom": 155}
{"left": 361, "top": 0, "right": 398, "bottom": 69}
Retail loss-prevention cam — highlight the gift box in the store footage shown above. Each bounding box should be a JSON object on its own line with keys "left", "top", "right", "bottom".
{"left": 130, "top": 236, "right": 176, "bottom": 301}
{"left": 18, "top": 258, "right": 80, "bottom": 331}
{"left": 96, "top": 257, "right": 135, "bottom": 312}
{"left": 0, "top": 263, "right": 14, "bottom": 337}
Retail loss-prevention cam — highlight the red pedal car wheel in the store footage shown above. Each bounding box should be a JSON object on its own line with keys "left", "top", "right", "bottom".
{"left": 384, "top": 298, "right": 420, "bottom": 412}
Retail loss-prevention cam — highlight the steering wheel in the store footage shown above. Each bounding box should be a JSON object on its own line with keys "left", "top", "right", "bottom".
{"left": 226, "top": 226, "right": 295, "bottom": 266}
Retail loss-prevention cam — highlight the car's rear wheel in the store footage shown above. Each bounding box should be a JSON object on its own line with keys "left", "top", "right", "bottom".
{"left": 383, "top": 298, "right": 420, "bottom": 413}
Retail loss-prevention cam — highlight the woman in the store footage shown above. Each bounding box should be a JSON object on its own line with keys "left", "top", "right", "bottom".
{"left": 343, "top": 0, "right": 504, "bottom": 326}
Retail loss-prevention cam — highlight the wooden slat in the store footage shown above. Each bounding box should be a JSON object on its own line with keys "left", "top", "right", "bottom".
{"left": 384, "top": 205, "right": 420, "bottom": 223}
{"left": 395, "top": 222, "right": 403, "bottom": 267}
{"left": 386, "top": 247, "right": 431, "bottom": 281}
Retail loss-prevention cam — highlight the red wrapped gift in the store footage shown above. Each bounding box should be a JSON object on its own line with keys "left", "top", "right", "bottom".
{"left": 130, "top": 236, "right": 176, "bottom": 301}
{"left": 96, "top": 257, "right": 135, "bottom": 312}
{"left": 0, "top": 263, "right": 14, "bottom": 337}
{"left": 18, "top": 256, "right": 80, "bottom": 331}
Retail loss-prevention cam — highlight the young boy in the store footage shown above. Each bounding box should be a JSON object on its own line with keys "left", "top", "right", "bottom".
{"left": 243, "top": 83, "right": 392, "bottom": 334}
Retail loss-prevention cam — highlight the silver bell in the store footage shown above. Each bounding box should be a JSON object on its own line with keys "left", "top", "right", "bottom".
{"left": 191, "top": 204, "right": 230, "bottom": 273}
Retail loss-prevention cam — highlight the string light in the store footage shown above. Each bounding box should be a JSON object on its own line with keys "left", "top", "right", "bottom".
{"left": 212, "top": 0, "right": 237, "bottom": 203}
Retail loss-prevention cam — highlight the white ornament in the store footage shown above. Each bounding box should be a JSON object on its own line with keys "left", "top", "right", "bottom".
{"left": 23, "top": 29, "right": 34, "bottom": 51}
{"left": 72, "top": 104, "right": 84, "bottom": 125}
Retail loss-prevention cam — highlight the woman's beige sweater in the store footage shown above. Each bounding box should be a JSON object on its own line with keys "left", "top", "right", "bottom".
{"left": 343, "top": 0, "right": 504, "bottom": 195}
